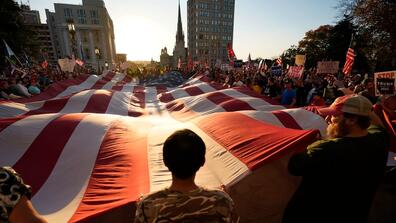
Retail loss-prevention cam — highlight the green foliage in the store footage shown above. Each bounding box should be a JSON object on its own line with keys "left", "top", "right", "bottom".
{"left": 339, "top": 0, "right": 396, "bottom": 70}
{"left": 296, "top": 25, "right": 333, "bottom": 69}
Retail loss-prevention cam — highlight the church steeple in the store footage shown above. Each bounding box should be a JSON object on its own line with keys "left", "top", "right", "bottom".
{"left": 176, "top": 0, "right": 184, "bottom": 42}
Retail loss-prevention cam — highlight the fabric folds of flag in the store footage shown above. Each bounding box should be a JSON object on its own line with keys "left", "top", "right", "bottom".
{"left": 0, "top": 71, "right": 330, "bottom": 222}
{"left": 342, "top": 47, "right": 355, "bottom": 75}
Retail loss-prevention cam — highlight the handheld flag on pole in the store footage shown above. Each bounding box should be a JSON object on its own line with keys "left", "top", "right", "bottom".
{"left": 3, "top": 39, "right": 15, "bottom": 56}
{"left": 342, "top": 34, "right": 355, "bottom": 76}
{"left": 3, "top": 39, "right": 23, "bottom": 67}
{"left": 276, "top": 57, "right": 282, "bottom": 65}
{"left": 227, "top": 43, "right": 236, "bottom": 66}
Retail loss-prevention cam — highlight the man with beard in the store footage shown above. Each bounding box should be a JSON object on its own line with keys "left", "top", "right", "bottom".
{"left": 283, "top": 94, "right": 389, "bottom": 223}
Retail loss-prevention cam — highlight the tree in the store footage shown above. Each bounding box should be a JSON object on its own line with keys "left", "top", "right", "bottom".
{"left": 298, "top": 25, "right": 333, "bottom": 69}
{"left": 340, "top": 0, "right": 396, "bottom": 70}
{"left": 280, "top": 45, "right": 304, "bottom": 66}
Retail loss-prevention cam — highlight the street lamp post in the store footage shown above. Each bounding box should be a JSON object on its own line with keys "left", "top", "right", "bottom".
{"left": 67, "top": 19, "right": 76, "bottom": 57}
{"left": 95, "top": 47, "right": 100, "bottom": 75}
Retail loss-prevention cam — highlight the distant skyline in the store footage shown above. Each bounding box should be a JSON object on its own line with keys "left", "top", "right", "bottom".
{"left": 30, "top": 0, "right": 339, "bottom": 61}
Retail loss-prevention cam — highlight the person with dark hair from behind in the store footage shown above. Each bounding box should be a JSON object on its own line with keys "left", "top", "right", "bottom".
{"left": 283, "top": 94, "right": 389, "bottom": 223}
{"left": 0, "top": 166, "right": 47, "bottom": 223}
{"left": 134, "top": 129, "right": 239, "bottom": 223}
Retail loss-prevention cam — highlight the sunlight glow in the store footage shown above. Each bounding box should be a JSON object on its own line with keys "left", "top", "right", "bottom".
{"left": 115, "top": 16, "right": 167, "bottom": 61}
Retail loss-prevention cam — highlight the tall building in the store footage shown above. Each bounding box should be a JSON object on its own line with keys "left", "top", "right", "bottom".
{"left": 160, "top": 1, "right": 187, "bottom": 69}
{"left": 173, "top": 1, "right": 187, "bottom": 67}
{"left": 46, "top": 0, "right": 116, "bottom": 71}
{"left": 20, "top": 5, "right": 57, "bottom": 65}
{"left": 187, "top": 0, "right": 235, "bottom": 66}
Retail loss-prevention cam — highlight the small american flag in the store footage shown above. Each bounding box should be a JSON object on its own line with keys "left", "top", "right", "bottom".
{"left": 276, "top": 57, "right": 282, "bottom": 65}
{"left": 342, "top": 48, "right": 355, "bottom": 75}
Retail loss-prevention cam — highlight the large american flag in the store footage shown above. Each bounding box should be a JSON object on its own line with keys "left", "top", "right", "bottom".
{"left": 0, "top": 71, "right": 329, "bottom": 222}
{"left": 342, "top": 47, "right": 355, "bottom": 75}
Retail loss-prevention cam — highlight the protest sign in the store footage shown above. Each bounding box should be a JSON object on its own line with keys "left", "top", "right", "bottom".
{"left": 374, "top": 71, "right": 396, "bottom": 96}
{"left": 295, "top": 55, "right": 306, "bottom": 66}
{"left": 287, "top": 66, "right": 304, "bottom": 79}
{"left": 317, "top": 61, "right": 339, "bottom": 74}
{"left": 58, "top": 58, "right": 76, "bottom": 72}
{"left": 271, "top": 65, "right": 282, "bottom": 76}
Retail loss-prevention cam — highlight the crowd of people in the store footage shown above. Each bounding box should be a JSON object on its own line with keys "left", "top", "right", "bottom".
{"left": 206, "top": 65, "right": 379, "bottom": 107}
{"left": 1, "top": 63, "right": 395, "bottom": 222}
{"left": 0, "top": 65, "right": 91, "bottom": 100}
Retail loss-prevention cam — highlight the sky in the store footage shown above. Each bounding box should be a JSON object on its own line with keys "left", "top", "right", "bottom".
{"left": 30, "top": 0, "right": 339, "bottom": 61}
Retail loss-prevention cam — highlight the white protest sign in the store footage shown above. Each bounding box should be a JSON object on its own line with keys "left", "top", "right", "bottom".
{"left": 374, "top": 71, "right": 396, "bottom": 96}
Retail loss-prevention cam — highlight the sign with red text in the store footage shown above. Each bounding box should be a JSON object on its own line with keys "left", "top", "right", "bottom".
{"left": 374, "top": 71, "right": 396, "bottom": 96}
{"left": 287, "top": 66, "right": 304, "bottom": 79}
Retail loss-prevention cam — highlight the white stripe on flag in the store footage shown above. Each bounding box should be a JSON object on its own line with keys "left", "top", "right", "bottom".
{"left": 0, "top": 114, "right": 61, "bottom": 166}
{"left": 102, "top": 73, "right": 125, "bottom": 90}
{"left": 193, "top": 82, "right": 217, "bottom": 93}
{"left": 59, "top": 90, "right": 96, "bottom": 114}
{"left": 238, "top": 111, "right": 286, "bottom": 127}
{"left": 168, "top": 88, "right": 190, "bottom": 100}
{"left": 33, "top": 114, "right": 119, "bottom": 223}
{"left": 121, "top": 84, "right": 134, "bottom": 92}
{"left": 176, "top": 95, "right": 225, "bottom": 114}
{"left": 105, "top": 92, "right": 133, "bottom": 116}
{"left": 56, "top": 75, "right": 100, "bottom": 98}
{"left": 221, "top": 88, "right": 277, "bottom": 109}
{"left": 281, "top": 108, "right": 327, "bottom": 136}
{"left": 146, "top": 112, "right": 250, "bottom": 193}
{"left": 0, "top": 101, "right": 45, "bottom": 118}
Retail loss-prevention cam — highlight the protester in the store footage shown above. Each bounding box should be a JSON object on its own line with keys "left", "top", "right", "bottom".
{"left": 0, "top": 64, "right": 91, "bottom": 101}
{"left": 309, "top": 90, "right": 325, "bottom": 106}
{"left": 356, "top": 78, "right": 377, "bottom": 104}
{"left": 134, "top": 129, "right": 239, "bottom": 223}
{"left": 0, "top": 166, "right": 47, "bottom": 223}
{"left": 280, "top": 80, "right": 296, "bottom": 106}
{"left": 282, "top": 94, "right": 389, "bottom": 223}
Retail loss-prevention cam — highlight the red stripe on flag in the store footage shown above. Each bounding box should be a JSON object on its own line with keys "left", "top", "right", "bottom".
{"left": 0, "top": 116, "right": 26, "bottom": 132}
{"left": 128, "top": 86, "right": 145, "bottom": 117}
{"left": 69, "top": 119, "right": 151, "bottom": 222}
{"left": 206, "top": 92, "right": 255, "bottom": 111}
{"left": 155, "top": 85, "right": 168, "bottom": 95}
{"left": 82, "top": 90, "right": 115, "bottom": 113}
{"left": 12, "top": 113, "right": 88, "bottom": 195}
{"left": 91, "top": 72, "right": 116, "bottom": 89}
{"left": 271, "top": 110, "right": 303, "bottom": 130}
{"left": 195, "top": 112, "right": 319, "bottom": 170}
{"left": 159, "top": 92, "right": 175, "bottom": 103}
{"left": 112, "top": 75, "right": 130, "bottom": 91}
{"left": 184, "top": 86, "right": 205, "bottom": 96}
{"left": 132, "top": 86, "right": 145, "bottom": 109}
{"left": 24, "top": 98, "right": 70, "bottom": 116}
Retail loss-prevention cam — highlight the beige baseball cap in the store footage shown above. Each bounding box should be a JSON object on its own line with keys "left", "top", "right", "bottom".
{"left": 318, "top": 94, "right": 373, "bottom": 117}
